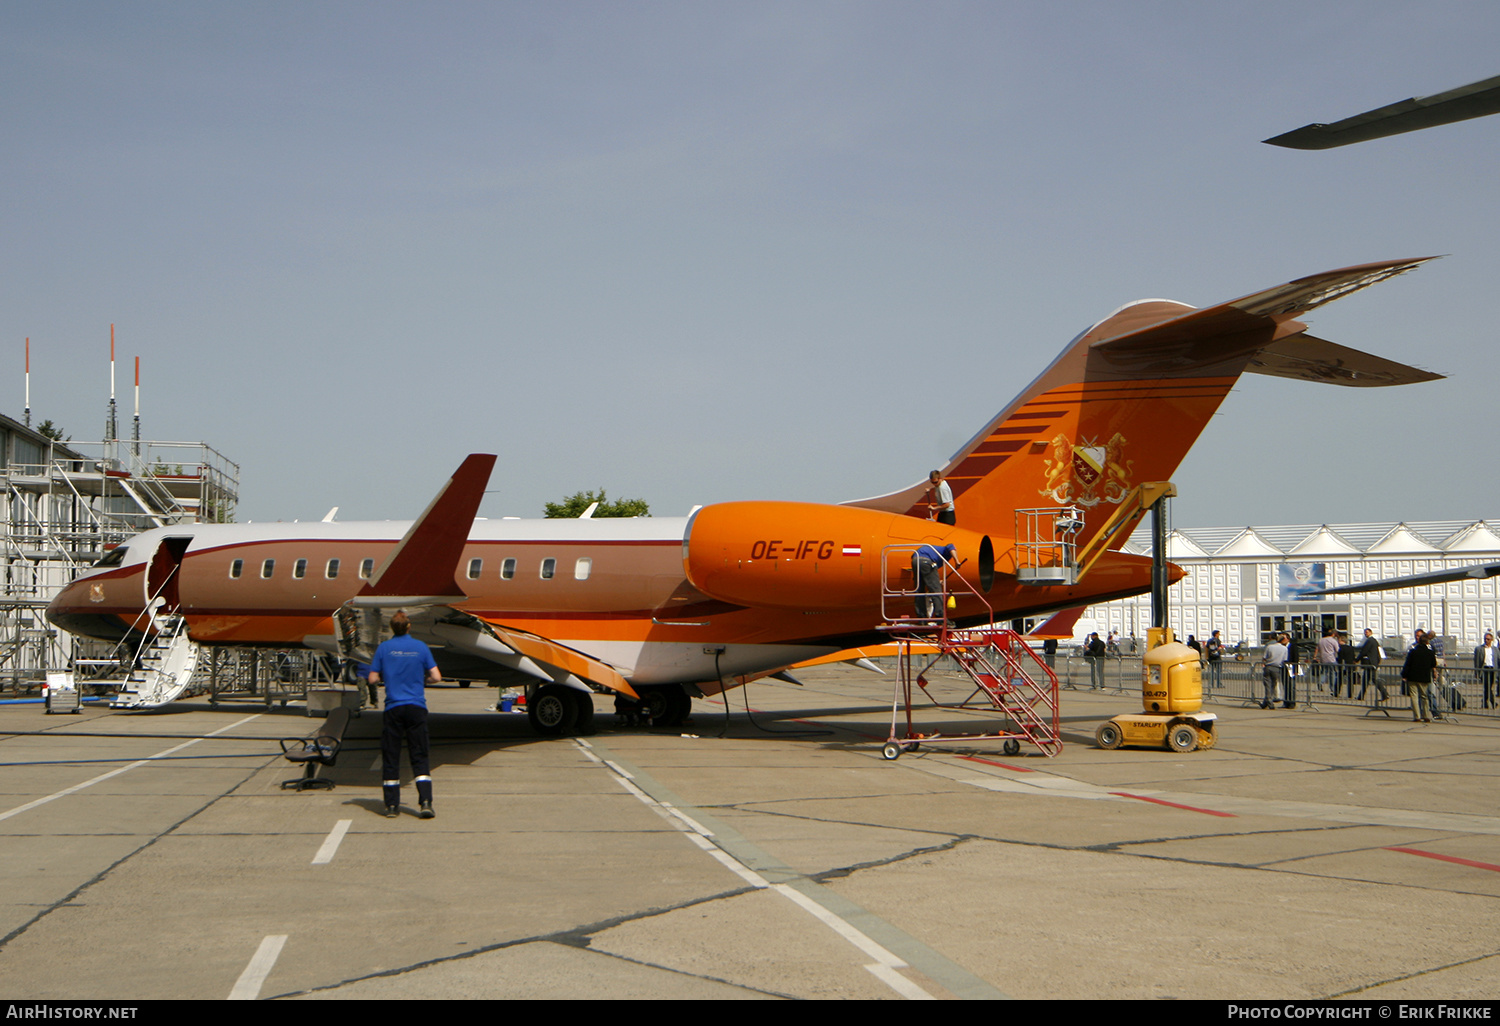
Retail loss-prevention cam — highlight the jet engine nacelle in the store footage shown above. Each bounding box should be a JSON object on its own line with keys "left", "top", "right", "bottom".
{"left": 683, "top": 501, "right": 994, "bottom": 610}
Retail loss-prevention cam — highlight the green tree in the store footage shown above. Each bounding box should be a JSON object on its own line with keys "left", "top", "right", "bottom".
{"left": 544, "top": 488, "right": 650, "bottom": 519}
{"left": 35, "top": 420, "right": 69, "bottom": 442}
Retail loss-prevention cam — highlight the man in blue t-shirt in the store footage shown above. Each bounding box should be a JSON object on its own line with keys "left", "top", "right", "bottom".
{"left": 368, "top": 611, "right": 441, "bottom": 819}
{"left": 911, "top": 543, "right": 958, "bottom": 620}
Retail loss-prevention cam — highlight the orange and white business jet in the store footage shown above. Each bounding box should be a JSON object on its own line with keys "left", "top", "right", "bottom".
{"left": 48, "top": 259, "right": 1442, "bottom": 733}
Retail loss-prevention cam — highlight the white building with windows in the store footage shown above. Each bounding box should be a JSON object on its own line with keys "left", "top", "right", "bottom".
{"left": 1084, "top": 520, "right": 1500, "bottom": 652}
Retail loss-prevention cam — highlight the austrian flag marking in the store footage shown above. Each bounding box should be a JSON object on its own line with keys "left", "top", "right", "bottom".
{"left": 842, "top": 545, "right": 861, "bottom": 557}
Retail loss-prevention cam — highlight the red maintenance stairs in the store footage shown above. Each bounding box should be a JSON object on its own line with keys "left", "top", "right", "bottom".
{"left": 876, "top": 544, "right": 1062, "bottom": 760}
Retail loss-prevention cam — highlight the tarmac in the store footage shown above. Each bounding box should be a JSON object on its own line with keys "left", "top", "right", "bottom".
{"left": 0, "top": 664, "right": 1497, "bottom": 1001}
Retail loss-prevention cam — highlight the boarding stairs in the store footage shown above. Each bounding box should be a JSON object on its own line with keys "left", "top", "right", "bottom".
{"left": 877, "top": 545, "right": 1062, "bottom": 759}
{"left": 108, "top": 609, "right": 200, "bottom": 709}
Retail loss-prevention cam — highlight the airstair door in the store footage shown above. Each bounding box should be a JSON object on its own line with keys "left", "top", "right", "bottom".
{"left": 145, "top": 536, "right": 193, "bottom": 613}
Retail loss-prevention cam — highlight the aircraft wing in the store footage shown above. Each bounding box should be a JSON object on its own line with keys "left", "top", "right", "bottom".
{"left": 404, "top": 607, "right": 639, "bottom": 699}
{"left": 482, "top": 621, "right": 638, "bottom": 698}
{"left": 788, "top": 642, "right": 938, "bottom": 670}
{"left": 1305, "top": 563, "right": 1500, "bottom": 597}
{"left": 333, "top": 452, "right": 638, "bottom": 697}
{"left": 1028, "top": 606, "right": 1087, "bottom": 640}
{"left": 1265, "top": 74, "right": 1500, "bottom": 149}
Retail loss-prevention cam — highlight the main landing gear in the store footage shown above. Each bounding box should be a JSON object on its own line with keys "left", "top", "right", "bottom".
{"left": 526, "top": 684, "right": 595, "bottom": 736}
{"left": 635, "top": 684, "right": 691, "bottom": 728}
{"left": 524, "top": 683, "right": 691, "bottom": 736}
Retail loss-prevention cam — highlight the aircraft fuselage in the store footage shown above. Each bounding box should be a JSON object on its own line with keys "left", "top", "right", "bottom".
{"left": 47, "top": 509, "right": 1155, "bottom": 690}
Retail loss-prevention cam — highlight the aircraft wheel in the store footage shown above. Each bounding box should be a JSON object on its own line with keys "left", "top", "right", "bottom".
{"left": 574, "top": 693, "right": 596, "bottom": 734}
{"left": 1167, "top": 722, "right": 1198, "bottom": 753}
{"left": 882, "top": 742, "right": 902, "bottom": 761}
{"left": 1003, "top": 739, "right": 1021, "bottom": 756}
{"left": 639, "top": 685, "right": 687, "bottom": 728}
{"left": 529, "top": 685, "right": 578, "bottom": 736}
{"left": 1096, "top": 721, "right": 1123, "bottom": 750}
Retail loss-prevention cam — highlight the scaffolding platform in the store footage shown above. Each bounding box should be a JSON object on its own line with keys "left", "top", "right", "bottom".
{"left": 878, "top": 545, "right": 1062, "bottom": 759}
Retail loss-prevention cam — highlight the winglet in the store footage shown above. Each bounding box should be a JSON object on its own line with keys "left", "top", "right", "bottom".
{"left": 354, "top": 454, "right": 497, "bottom": 606}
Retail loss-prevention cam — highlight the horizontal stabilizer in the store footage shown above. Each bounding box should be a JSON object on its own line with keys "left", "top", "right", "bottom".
{"left": 1088, "top": 259, "right": 1435, "bottom": 376}
{"left": 361, "top": 453, "right": 496, "bottom": 603}
{"left": 1245, "top": 333, "right": 1443, "bottom": 387}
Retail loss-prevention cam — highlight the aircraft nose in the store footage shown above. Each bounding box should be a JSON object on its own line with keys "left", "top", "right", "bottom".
{"left": 46, "top": 574, "right": 132, "bottom": 642}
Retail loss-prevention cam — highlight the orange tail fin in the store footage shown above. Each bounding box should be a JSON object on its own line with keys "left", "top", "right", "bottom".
{"left": 847, "top": 258, "right": 1439, "bottom": 551}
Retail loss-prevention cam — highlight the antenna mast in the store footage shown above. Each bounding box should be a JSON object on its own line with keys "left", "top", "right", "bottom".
{"left": 105, "top": 324, "right": 119, "bottom": 462}
{"left": 133, "top": 356, "right": 141, "bottom": 459}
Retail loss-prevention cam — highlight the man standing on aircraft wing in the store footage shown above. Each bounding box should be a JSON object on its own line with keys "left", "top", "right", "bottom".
{"left": 368, "top": 611, "right": 441, "bottom": 819}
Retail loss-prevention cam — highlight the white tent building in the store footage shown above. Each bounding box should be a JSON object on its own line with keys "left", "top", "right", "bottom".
{"left": 1086, "top": 520, "right": 1500, "bottom": 651}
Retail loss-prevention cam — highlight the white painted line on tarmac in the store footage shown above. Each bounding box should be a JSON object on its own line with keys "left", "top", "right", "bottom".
{"left": 0, "top": 714, "right": 264, "bottom": 824}
{"left": 228, "top": 934, "right": 287, "bottom": 1000}
{"left": 659, "top": 801, "right": 714, "bottom": 837}
{"left": 865, "top": 962, "right": 937, "bottom": 1000}
{"left": 602, "top": 759, "right": 633, "bottom": 779}
{"left": 690, "top": 834, "right": 770, "bottom": 888}
{"left": 771, "top": 883, "right": 907, "bottom": 969}
{"left": 589, "top": 742, "right": 957, "bottom": 1000}
{"left": 311, "top": 819, "right": 352, "bottom": 865}
{"left": 608, "top": 773, "right": 654, "bottom": 804}
{"left": 610, "top": 766, "right": 772, "bottom": 889}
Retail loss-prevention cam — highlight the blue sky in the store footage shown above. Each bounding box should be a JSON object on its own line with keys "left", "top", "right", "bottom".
{"left": 4, "top": 2, "right": 1496, "bottom": 527}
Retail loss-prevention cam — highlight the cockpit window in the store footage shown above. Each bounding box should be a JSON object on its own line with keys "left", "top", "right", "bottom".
{"left": 93, "top": 546, "right": 128, "bottom": 568}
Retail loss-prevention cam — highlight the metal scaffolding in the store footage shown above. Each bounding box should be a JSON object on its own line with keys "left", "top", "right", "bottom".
{"left": 0, "top": 414, "right": 239, "bottom": 692}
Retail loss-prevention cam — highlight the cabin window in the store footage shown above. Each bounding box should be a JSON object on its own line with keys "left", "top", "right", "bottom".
{"left": 326, "top": 558, "right": 340, "bottom": 579}
{"left": 500, "top": 558, "right": 516, "bottom": 580}
{"left": 540, "top": 558, "right": 556, "bottom": 580}
{"left": 574, "top": 557, "right": 592, "bottom": 581}
{"left": 229, "top": 558, "right": 243, "bottom": 579}
{"left": 261, "top": 559, "right": 275, "bottom": 579}
{"left": 467, "top": 558, "right": 482, "bottom": 580}
{"left": 293, "top": 558, "right": 307, "bottom": 579}
{"left": 360, "top": 558, "right": 374, "bottom": 580}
